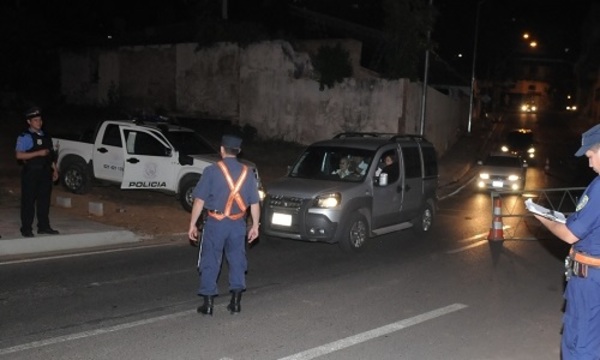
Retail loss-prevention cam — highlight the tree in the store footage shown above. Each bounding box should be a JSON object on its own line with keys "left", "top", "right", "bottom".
{"left": 380, "top": 0, "right": 435, "bottom": 80}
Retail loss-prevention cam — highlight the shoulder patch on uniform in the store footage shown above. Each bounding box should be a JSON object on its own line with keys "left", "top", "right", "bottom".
{"left": 576, "top": 194, "right": 589, "bottom": 212}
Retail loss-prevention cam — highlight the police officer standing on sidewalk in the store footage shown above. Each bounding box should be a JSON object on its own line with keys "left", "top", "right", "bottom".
{"left": 187, "top": 134, "right": 260, "bottom": 316}
{"left": 533, "top": 124, "right": 600, "bottom": 359}
{"left": 15, "top": 107, "right": 60, "bottom": 237}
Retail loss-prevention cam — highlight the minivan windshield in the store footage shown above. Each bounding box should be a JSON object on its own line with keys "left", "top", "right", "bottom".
{"left": 289, "top": 146, "right": 375, "bottom": 181}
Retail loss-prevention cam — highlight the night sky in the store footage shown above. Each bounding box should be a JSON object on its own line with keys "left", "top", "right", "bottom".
{"left": 0, "top": 0, "right": 593, "bottom": 97}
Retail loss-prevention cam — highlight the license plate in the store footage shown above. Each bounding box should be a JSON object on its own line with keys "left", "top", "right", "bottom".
{"left": 492, "top": 180, "right": 503, "bottom": 188}
{"left": 271, "top": 212, "right": 292, "bottom": 226}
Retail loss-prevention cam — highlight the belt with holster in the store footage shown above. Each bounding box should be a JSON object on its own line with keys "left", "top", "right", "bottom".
{"left": 565, "top": 248, "right": 600, "bottom": 279}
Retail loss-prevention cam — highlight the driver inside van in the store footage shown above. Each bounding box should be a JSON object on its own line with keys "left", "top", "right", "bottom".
{"left": 376, "top": 151, "right": 400, "bottom": 183}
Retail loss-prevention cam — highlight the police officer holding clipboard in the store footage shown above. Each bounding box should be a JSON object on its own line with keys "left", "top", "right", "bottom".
{"left": 532, "top": 124, "right": 600, "bottom": 359}
{"left": 187, "top": 134, "right": 260, "bottom": 316}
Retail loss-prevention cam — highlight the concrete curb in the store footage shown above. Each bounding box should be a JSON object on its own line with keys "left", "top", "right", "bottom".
{"left": 0, "top": 230, "right": 139, "bottom": 256}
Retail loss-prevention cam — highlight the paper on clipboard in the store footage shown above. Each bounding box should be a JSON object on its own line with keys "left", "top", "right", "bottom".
{"left": 524, "top": 198, "right": 567, "bottom": 223}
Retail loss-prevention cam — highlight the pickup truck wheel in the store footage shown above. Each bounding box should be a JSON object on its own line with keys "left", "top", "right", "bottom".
{"left": 339, "top": 212, "right": 369, "bottom": 252}
{"left": 179, "top": 176, "right": 200, "bottom": 212}
{"left": 412, "top": 202, "right": 434, "bottom": 234}
{"left": 60, "top": 158, "right": 92, "bottom": 194}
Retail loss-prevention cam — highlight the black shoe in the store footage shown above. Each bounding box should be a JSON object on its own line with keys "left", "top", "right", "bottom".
{"left": 38, "top": 228, "right": 59, "bottom": 235}
{"left": 21, "top": 230, "right": 34, "bottom": 237}
{"left": 227, "top": 292, "right": 242, "bottom": 314}
{"left": 197, "top": 295, "right": 214, "bottom": 316}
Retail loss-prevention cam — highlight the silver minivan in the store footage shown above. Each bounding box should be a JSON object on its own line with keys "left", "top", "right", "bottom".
{"left": 260, "top": 133, "right": 438, "bottom": 251}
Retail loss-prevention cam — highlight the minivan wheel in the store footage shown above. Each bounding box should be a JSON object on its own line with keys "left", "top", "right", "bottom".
{"left": 412, "top": 202, "right": 434, "bottom": 234}
{"left": 339, "top": 213, "right": 369, "bottom": 252}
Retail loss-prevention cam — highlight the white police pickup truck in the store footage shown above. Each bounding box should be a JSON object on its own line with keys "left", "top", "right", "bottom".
{"left": 52, "top": 119, "right": 262, "bottom": 212}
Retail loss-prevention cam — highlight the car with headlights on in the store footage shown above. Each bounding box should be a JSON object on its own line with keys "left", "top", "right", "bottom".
{"left": 500, "top": 128, "right": 536, "bottom": 164}
{"left": 520, "top": 102, "right": 537, "bottom": 113}
{"left": 476, "top": 153, "right": 527, "bottom": 191}
{"left": 260, "top": 132, "right": 438, "bottom": 252}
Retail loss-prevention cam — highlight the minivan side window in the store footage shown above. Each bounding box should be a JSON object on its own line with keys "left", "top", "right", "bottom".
{"left": 403, "top": 147, "right": 421, "bottom": 179}
{"left": 422, "top": 147, "right": 438, "bottom": 177}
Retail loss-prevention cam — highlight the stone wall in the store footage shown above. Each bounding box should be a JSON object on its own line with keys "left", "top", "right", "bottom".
{"left": 59, "top": 40, "right": 468, "bottom": 154}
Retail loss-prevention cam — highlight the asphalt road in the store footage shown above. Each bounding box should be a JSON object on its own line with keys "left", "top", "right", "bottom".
{"left": 0, "top": 110, "right": 588, "bottom": 360}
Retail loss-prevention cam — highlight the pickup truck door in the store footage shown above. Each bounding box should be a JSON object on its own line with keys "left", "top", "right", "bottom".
{"left": 92, "top": 123, "right": 126, "bottom": 183}
{"left": 120, "top": 128, "right": 177, "bottom": 191}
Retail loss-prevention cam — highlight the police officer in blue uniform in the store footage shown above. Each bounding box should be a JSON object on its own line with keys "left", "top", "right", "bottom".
{"left": 533, "top": 123, "right": 600, "bottom": 359}
{"left": 15, "top": 107, "right": 60, "bottom": 237}
{"left": 187, "top": 134, "right": 260, "bottom": 316}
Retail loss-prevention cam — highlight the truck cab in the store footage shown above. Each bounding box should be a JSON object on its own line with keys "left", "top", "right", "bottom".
{"left": 54, "top": 119, "right": 261, "bottom": 212}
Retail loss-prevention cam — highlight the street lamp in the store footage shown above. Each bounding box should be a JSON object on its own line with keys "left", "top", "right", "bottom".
{"left": 467, "top": 0, "right": 489, "bottom": 134}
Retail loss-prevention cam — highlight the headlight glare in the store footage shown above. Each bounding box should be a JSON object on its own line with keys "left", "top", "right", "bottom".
{"left": 315, "top": 193, "right": 341, "bottom": 208}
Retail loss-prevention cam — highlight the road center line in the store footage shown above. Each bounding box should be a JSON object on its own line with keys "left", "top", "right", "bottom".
{"left": 276, "top": 303, "right": 468, "bottom": 360}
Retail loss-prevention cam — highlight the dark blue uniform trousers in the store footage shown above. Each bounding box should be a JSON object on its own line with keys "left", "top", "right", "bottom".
{"left": 561, "top": 269, "right": 600, "bottom": 360}
{"left": 20, "top": 165, "right": 53, "bottom": 232}
{"left": 197, "top": 217, "right": 247, "bottom": 296}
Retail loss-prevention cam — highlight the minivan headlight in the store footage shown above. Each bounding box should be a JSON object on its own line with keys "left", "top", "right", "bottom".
{"left": 314, "top": 193, "right": 341, "bottom": 208}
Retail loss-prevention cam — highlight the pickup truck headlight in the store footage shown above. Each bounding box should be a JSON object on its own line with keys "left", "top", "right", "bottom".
{"left": 314, "top": 193, "right": 341, "bottom": 208}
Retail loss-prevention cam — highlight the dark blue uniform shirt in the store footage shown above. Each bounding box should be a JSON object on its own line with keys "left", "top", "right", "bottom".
{"left": 567, "top": 176, "right": 600, "bottom": 256}
{"left": 192, "top": 157, "right": 259, "bottom": 214}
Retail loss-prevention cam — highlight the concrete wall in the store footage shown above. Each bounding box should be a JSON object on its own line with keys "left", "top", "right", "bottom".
{"left": 59, "top": 40, "right": 468, "bottom": 155}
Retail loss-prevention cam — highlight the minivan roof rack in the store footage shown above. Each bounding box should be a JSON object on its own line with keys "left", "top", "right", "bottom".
{"left": 333, "top": 132, "right": 396, "bottom": 139}
{"left": 333, "top": 132, "right": 429, "bottom": 143}
{"left": 390, "top": 134, "right": 428, "bottom": 142}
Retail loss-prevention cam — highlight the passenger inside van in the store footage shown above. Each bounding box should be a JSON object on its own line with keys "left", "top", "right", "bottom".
{"left": 332, "top": 157, "right": 353, "bottom": 178}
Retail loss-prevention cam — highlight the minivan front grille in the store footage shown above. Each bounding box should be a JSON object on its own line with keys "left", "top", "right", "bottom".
{"left": 267, "top": 195, "right": 304, "bottom": 210}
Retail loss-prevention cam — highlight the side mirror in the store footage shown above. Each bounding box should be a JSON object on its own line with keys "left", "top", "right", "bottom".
{"left": 179, "top": 153, "right": 193, "bottom": 166}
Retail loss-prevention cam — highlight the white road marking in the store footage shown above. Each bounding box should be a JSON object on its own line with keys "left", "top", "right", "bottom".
{"left": 1, "top": 303, "right": 468, "bottom": 357}
{"left": 446, "top": 240, "right": 489, "bottom": 254}
{"left": 276, "top": 303, "right": 468, "bottom": 360}
{"left": 448, "top": 225, "right": 513, "bottom": 253}
{"left": 0, "top": 310, "right": 195, "bottom": 355}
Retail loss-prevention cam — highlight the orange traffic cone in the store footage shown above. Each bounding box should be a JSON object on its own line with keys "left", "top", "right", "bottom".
{"left": 488, "top": 197, "right": 504, "bottom": 241}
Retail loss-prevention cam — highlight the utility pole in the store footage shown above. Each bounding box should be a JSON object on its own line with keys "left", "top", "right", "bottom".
{"left": 419, "top": 0, "right": 433, "bottom": 136}
{"left": 467, "top": 0, "right": 489, "bottom": 134}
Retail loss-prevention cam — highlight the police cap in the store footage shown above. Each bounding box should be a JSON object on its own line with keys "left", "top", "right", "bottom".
{"left": 575, "top": 124, "right": 600, "bottom": 157}
{"left": 25, "top": 106, "right": 42, "bottom": 120}
{"left": 221, "top": 134, "right": 242, "bottom": 149}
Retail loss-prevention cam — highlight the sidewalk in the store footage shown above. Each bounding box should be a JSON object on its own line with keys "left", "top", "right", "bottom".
{"left": 0, "top": 125, "right": 493, "bottom": 260}
{"left": 0, "top": 204, "right": 140, "bottom": 258}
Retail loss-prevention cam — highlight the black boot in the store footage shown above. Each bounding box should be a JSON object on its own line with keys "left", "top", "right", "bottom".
{"left": 227, "top": 291, "right": 242, "bottom": 314}
{"left": 197, "top": 295, "right": 214, "bottom": 316}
